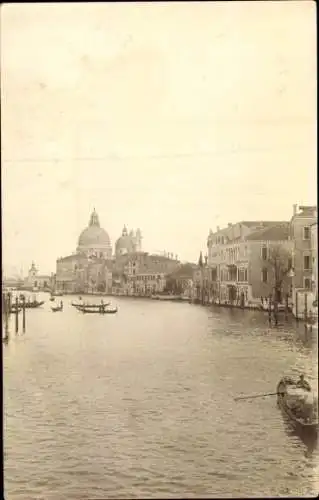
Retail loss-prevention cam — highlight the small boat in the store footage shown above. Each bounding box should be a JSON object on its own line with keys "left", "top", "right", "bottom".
{"left": 51, "top": 302, "right": 63, "bottom": 312}
{"left": 25, "top": 300, "right": 45, "bottom": 309}
{"left": 9, "top": 306, "right": 22, "bottom": 313}
{"left": 277, "top": 376, "right": 318, "bottom": 437}
{"left": 71, "top": 302, "right": 110, "bottom": 308}
{"left": 13, "top": 300, "right": 44, "bottom": 309}
{"left": 79, "top": 306, "right": 118, "bottom": 314}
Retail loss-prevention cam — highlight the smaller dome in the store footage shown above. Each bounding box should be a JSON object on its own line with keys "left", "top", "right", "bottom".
{"left": 115, "top": 235, "right": 135, "bottom": 255}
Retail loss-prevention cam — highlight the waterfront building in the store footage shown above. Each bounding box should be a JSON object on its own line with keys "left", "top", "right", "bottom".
{"left": 56, "top": 209, "right": 113, "bottom": 293}
{"left": 23, "top": 261, "right": 52, "bottom": 291}
{"left": 166, "top": 263, "right": 197, "bottom": 299}
{"left": 123, "top": 252, "right": 180, "bottom": 296}
{"left": 192, "top": 255, "right": 211, "bottom": 303}
{"left": 55, "top": 208, "right": 178, "bottom": 295}
{"left": 290, "top": 205, "right": 317, "bottom": 292}
{"left": 311, "top": 221, "right": 318, "bottom": 300}
{"left": 206, "top": 221, "right": 293, "bottom": 306}
{"left": 56, "top": 253, "right": 113, "bottom": 294}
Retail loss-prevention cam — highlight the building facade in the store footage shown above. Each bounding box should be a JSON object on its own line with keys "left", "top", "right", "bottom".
{"left": 290, "top": 205, "right": 317, "bottom": 291}
{"left": 123, "top": 252, "right": 180, "bottom": 296}
{"left": 206, "top": 221, "right": 293, "bottom": 306}
{"left": 166, "top": 263, "right": 196, "bottom": 299}
{"left": 56, "top": 209, "right": 114, "bottom": 293}
{"left": 311, "top": 221, "right": 318, "bottom": 300}
{"left": 56, "top": 254, "right": 113, "bottom": 294}
{"left": 23, "top": 262, "right": 52, "bottom": 291}
{"left": 55, "top": 209, "right": 178, "bottom": 295}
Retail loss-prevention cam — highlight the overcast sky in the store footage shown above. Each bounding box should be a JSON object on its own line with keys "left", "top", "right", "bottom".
{"left": 1, "top": 1, "right": 316, "bottom": 276}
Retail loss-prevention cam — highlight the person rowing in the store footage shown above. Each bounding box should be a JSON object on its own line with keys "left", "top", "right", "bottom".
{"left": 296, "top": 374, "right": 311, "bottom": 392}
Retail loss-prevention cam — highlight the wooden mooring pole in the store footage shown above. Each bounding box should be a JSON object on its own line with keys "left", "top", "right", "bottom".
{"left": 15, "top": 296, "right": 19, "bottom": 334}
{"left": 304, "top": 293, "right": 308, "bottom": 337}
{"left": 22, "top": 294, "right": 26, "bottom": 333}
{"left": 268, "top": 294, "right": 272, "bottom": 325}
{"left": 2, "top": 292, "right": 10, "bottom": 342}
{"left": 295, "top": 291, "right": 299, "bottom": 323}
{"left": 285, "top": 293, "right": 289, "bottom": 321}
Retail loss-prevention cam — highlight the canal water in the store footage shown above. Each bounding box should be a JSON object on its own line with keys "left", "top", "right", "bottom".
{"left": 3, "top": 293, "right": 318, "bottom": 498}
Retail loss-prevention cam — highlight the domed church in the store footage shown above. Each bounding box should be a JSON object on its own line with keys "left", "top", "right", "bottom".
{"left": 77, "top": 209, "right": 112, "bottom": 259}
{"left": 115, "top": 225, "right": 142, "bottom": 257}
{"left": 55, "top": 210, "right": 144, "bottom": 294}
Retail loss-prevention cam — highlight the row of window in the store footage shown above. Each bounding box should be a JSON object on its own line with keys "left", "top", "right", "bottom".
{"left": 135, "top": 274, "right": 162, "bottom": 281}
{"left": 209, "top": 246, "right": 248, "bottom": 261}
{"left": 220, "top": 268, "right": 248, "bottom": 282}
{"left": 261, "top": 267, "right": 312, "bottom": 289}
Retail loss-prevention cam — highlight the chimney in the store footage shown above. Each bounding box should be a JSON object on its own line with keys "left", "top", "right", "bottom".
{"left": 228, "top": 223, "right": 232, "bottom": 227}
{"left": 293, "top": 204, "right": 297, "bottom": 216}
{"left": 217, "top": 226, "right": 220, "bottom": 232}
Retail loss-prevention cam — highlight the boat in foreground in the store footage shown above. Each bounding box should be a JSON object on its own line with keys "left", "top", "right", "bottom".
{"left": 79, "top": 306, "right": 118, "bottom": 314}
{"left": 277, "top": 376, "right": 318, "bottom": 437}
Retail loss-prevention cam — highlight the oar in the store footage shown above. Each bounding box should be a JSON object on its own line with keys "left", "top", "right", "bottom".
{"left": 234, "top": 391, "right": 284, "bottom": 402}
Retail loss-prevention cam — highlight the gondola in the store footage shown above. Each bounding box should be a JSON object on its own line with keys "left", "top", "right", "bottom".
{"left": 25, "top": 300, "right": 45, "bottom": 309}
{"left": 51, "top": 304, "right": 63, "bottom": 312}
{"left": 14, "top": 300, "right": 44, "bottom": 309}
{"left": 9, "top": 306, "right": 22, "bottom": 313}
{"left": 71, "top": 302, "right": 110, "bottom": 308}
{"left": 79, "top": 306, "right": 118, "bottom": 314}
{"left": 277, "top": 377, "right": 318, "bottom": 437}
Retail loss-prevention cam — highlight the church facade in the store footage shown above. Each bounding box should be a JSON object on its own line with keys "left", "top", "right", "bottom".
{"left": 55, "top": 209, "right": 181, "bottom": 295}
{"left": 56, "top": 210, "right": 114, "bottom": 294}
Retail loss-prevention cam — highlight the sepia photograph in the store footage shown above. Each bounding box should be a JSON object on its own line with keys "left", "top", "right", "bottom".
{"left": 1, "top": 1, "right": 318, "bottom": 498}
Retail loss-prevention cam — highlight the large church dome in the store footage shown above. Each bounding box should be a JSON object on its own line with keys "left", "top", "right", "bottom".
{"left": 77, "top": 209, "right": 112, "bottom": 258}
{"left": 78, "top": 226, "right": 111, "bottom": 247}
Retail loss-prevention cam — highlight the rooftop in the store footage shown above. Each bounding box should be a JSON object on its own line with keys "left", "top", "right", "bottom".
{"left": 246, "top": 223, "right": 290, "bottom": 241}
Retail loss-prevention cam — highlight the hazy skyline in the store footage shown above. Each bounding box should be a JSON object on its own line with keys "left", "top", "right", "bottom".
{"left": 2, "top": 1, "right": 317, "bottom": 276}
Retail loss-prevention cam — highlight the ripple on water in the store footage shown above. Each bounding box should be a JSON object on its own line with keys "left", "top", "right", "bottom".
{"left": 4, "top": 295, "right": 318, "bottom": 498}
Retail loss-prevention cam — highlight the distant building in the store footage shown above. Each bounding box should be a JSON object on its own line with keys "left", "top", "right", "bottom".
{"left": 123, "top": 252, "right": 180, "bottom": 296}
{"left": 56, "top": 209, "right": 114, "bottom": 293}
{"left": 23, "top": 262, "right": 52, "bottom": 291}
{"left": 115, "top": 226, "right": 142, "bottom": 257}
{"left": 55, "top": 209, "right": 178, "bottom": 295}
{"left": 77, "top": 209, "right": 112, "bottom": 259}
{"left": 56, "top": 252, "right": 113, "bottom": 294}
{"left": 167, "top": 263, "right": 197, "bottom": 298}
